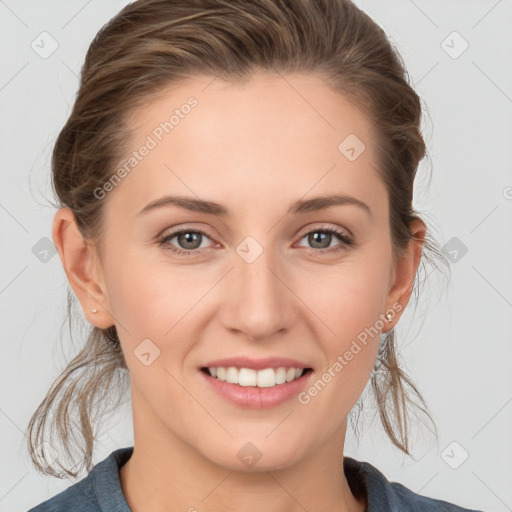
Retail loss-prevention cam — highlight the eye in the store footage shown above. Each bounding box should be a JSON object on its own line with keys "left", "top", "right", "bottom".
{"left": 295, "top": 226, "right": 354, "bottom": 256}
{"left": 158, "top": 225, "right": 355, "bottom": 257}
{"left": 158, "top": 229, "right": 216, "bottom": 256}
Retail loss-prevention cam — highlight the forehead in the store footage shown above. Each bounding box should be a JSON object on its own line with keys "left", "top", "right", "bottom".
{"left": 106, "top": 72, "right": 386, "bottom": 220}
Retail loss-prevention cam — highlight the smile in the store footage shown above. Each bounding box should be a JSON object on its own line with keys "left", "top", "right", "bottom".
{"left": 202, "top": 366, "right": 312, "bottom": 388}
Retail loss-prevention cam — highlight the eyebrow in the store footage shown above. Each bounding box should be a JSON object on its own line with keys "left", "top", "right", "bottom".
{"left": 137, "top": 193, "right": 371, "bottom": 217}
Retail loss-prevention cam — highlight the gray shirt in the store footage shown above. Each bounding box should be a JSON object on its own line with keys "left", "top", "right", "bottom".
{"left": 27, "top": 447, "right": 485, "bottom": 511}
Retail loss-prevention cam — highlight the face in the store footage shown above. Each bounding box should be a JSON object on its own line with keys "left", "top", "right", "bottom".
{"left": 67, "top": 72, "right": 414, "bottom": 471}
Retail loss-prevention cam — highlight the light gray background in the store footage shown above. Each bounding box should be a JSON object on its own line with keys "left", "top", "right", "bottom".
{"left": 1, "top": 1, "right": 511, "bottom": 511}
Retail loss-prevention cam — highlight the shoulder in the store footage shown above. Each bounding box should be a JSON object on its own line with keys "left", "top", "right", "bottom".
{"left": 388, "top": 479, "right": 484, "bottom": 511}
{"left": 26, "top": 478, "right": 99, "bottom": 512}
{"left": 27, "top": 447, "right": 134, "bottom": 512}
{"left": 343, "top": 456, "right": 486, "bottom": 512}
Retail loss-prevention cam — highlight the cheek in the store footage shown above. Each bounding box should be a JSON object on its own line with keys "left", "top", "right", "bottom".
{"left": 104, "top": 256, "right": 196, "bottom": 407}
{"left": 103, "top": 250, "right": 215, "bottom": 379}
{"left": 302, "top": 258, "right": 390, "bottom": 338}
{"left": 295, "top": 264, "right": 387, "bottom": 418}
{"left": 104, "top": 248, "right": 195, "bottom": 334}
{"left": 294, "top": 249, "right": 391, "bottom": 396}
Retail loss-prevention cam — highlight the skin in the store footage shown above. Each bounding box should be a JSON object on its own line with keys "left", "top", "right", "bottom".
{"left": 53, "top": 72, "right": 425, "bottom": 512}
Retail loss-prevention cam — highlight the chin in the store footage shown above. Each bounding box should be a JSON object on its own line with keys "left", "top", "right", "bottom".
{"left": 200, "top": 436, "right": 306, "bottom": 473}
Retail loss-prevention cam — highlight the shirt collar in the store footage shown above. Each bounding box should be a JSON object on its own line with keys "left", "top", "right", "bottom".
{"left": 90, "top": 446, "right": 134, "bottom": 512}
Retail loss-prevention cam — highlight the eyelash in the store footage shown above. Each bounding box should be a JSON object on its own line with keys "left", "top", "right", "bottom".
{"left": 157, "top": 226, "right": 355, "bottom": 257}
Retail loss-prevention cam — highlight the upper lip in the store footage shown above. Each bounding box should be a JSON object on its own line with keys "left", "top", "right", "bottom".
{"left": 201, "top": 356, "right": 311, "bottom": 370}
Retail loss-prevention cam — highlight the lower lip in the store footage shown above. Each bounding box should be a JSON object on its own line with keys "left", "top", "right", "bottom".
{"left": 199, "top": 369, "right": 313, "bottom": 409}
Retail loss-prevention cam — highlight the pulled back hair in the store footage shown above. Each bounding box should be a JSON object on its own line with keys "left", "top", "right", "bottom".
{"left": 27, "top": 0, "right": 449, "bottom": 478}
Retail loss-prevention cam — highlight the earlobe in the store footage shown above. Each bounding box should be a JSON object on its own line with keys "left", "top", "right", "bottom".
{"left": 383, "top": 219, "right": 426, "bottom": 332}
{"left": 52, "top": 208, "right": 114, "bottom": 328}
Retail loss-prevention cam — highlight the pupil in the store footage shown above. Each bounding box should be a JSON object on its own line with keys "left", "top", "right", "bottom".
{"left": 180, "top": 232, "right": 200, "bottom": 249}
{"left": 311, "top": 231, "right": 330, "bottom": 248}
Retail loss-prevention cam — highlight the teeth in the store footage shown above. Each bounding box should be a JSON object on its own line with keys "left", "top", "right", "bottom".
{"left": 255, "top": 368, "right": 274, "bottom": 387}
{"left": 226, "top": 366, "right": 238, "bottom": 384}
{"left": 275, "top": 367, "right": 286, "bottom": 384}
{"left": 207, "top": 366, "right": 305, "bottom": 387}
{"left": 239, "top": 368, "right": 257, "bottom": 386}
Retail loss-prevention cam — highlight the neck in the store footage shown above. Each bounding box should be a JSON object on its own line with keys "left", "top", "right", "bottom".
{"left": 119, "top": 393, "right": 366, "bottom": 512}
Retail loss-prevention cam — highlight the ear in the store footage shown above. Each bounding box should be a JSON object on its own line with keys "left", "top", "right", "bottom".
{"left": 52, "top": 208, "right": 115, "bottom": 329}
{"left": 383, "top": 218, "right": 426, "bottom": 332}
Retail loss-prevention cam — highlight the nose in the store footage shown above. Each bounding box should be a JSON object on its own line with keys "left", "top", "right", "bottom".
{"left": 219, "top": 239, "right": 296, "bottom": 341}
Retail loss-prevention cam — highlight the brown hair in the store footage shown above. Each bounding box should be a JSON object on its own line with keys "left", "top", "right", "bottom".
{"left": 27, "top": 0, "right": 449, "bottom": 478}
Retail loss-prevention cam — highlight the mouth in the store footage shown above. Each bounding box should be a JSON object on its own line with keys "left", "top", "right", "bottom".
{"left": 198, "top": 356, "right": 315, "bottom": 408}
{"left": 200, "top": 366, "right": 313, "bottom": 388}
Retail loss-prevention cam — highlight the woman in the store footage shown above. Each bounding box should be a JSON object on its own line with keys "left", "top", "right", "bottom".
{"left": 26, "top": 0, "right": 485, "bottom": 510}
